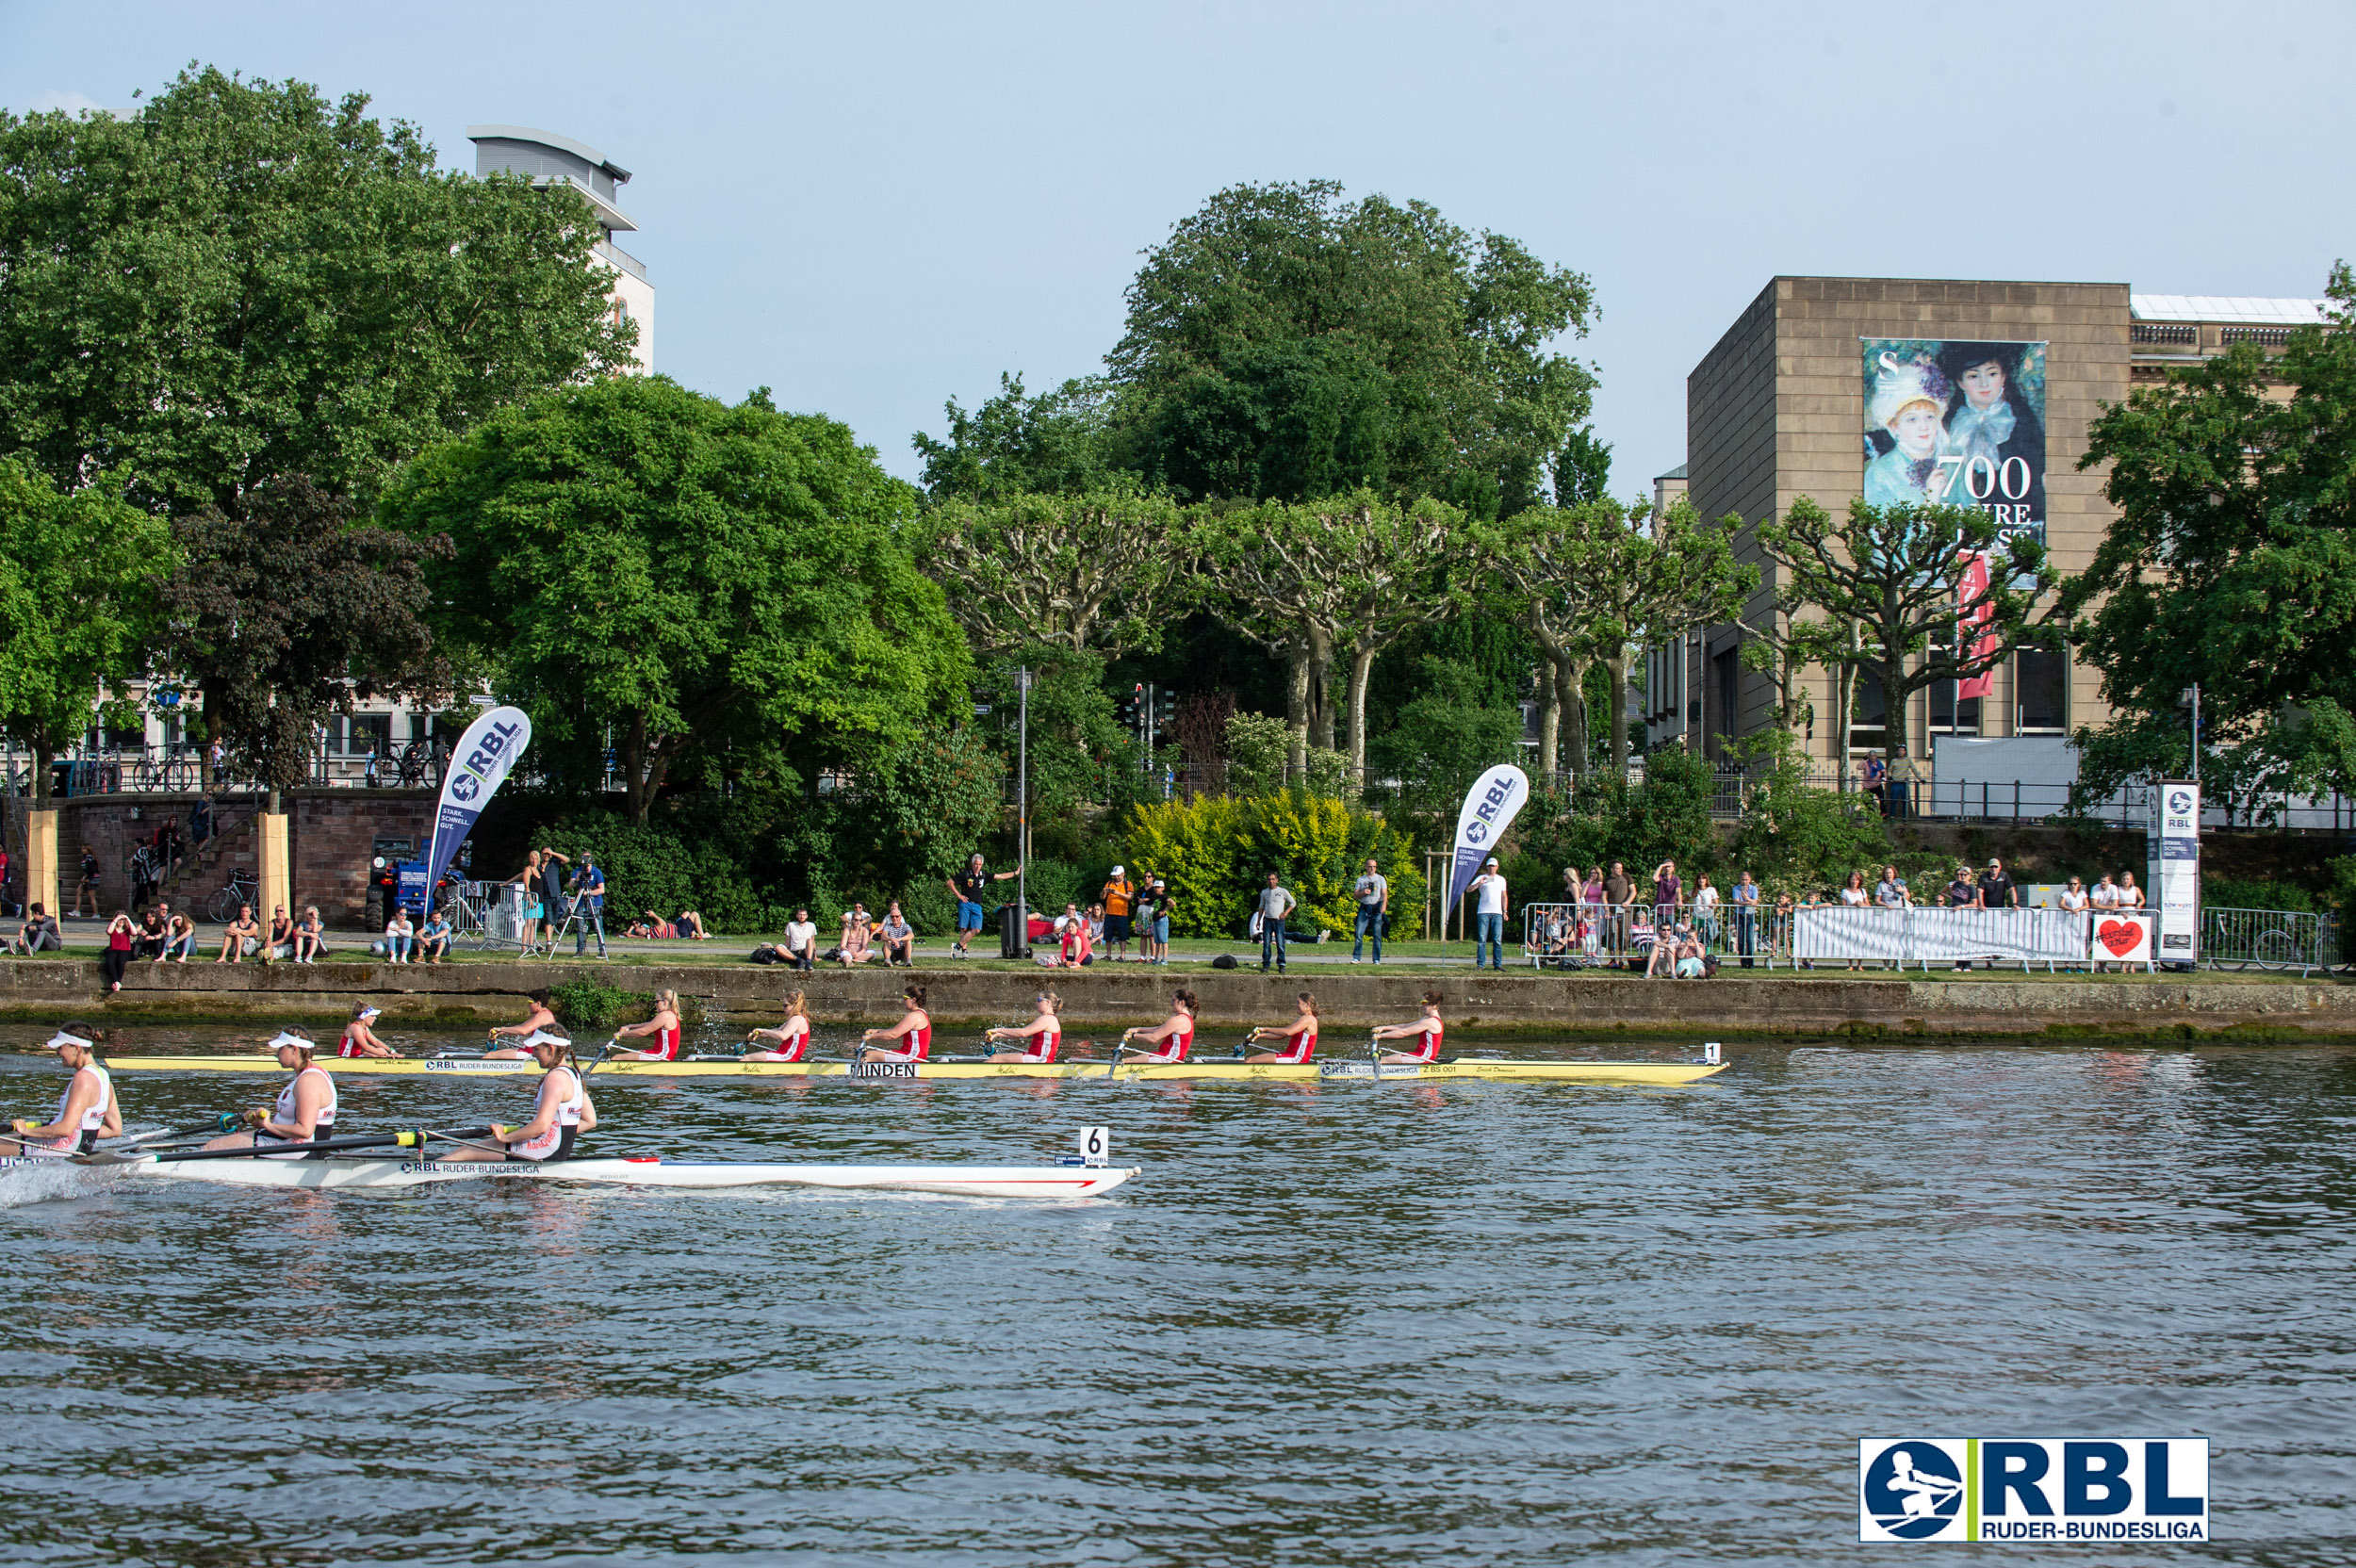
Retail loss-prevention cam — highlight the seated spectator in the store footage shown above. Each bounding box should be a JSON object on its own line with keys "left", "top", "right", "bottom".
{"left": 382, "top": 906, "right": 415, "bottom": 964}
{"left": 878, "top": 901, "right": 915, "bottom": 966}
{"left": 264, "top": 905, "right": 297, "bottom": 962}
{"left": 1085, "top": 902, "right": 1107, "bottom": 947}
{"left": 417, "top": 908, "right": 451, "bottom": 963}
{"left": 783, "top": 907, "right": 817, "bottom": 972}
{"left": 1038, "top": 907, "right": 1093, "bottom": 969}
{"left": 215, "top": 902, "right": 260, "bottom": 964}
{"left": 293, "top": 906, "right": 326, "bottom": 964}
{"left": 678, "top": 908, "right": 710, "bottom": 940}
{"left": 11, "top": 903, "right": 61, "bottom": 955}
{"left": 836, "top": 906, "right": 875, "bottom": 967}
{"left": 101, "top": 909, "right": 136, "bottom": 992}
{"left": 156, "top": 907, "right": 197, "bottom": 964}
{"left": 137, "top": 906, "right": 167, "bottom": 959}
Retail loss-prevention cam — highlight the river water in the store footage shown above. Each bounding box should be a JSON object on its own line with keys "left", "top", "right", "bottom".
{"left": 1, "top": 1024, "right": 2350, "bottom": 1565}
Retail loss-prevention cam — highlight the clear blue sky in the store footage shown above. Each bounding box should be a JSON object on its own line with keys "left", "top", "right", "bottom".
{"left": 7, "top": 0, "right": 2352, "bottom": 493}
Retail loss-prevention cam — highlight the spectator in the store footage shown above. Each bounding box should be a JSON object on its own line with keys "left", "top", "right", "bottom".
{"left": 1039, "top": 906, "right": 1093, "bottom": 969}
{"left": 137, "top": 905, "right": 166, "bottom": 958}
{"left": 1941, "top": 863, "right": 1980, "bottom": 972}
{"left": 212, "top": 903, "right": 258, "bottom": 963}
{"left": 1651, "top": 859, "right": 1682, "bottom": 934}
{"left": 1580, "top": 866, "right": 1605, "bottom": 932}
{"left": 1148, "top": 878, "right": 1173, "bottom": 966}
{"left": 73, "top": 847, "right": 102, "bottom": 918}
{"left": 628, "top": 909, "right": 673, "bottom": 939}
{"left": 2118, "top": 871, "right": 2145, "bottom": 909}
{"left": 836, "top": 906, "right": 875, "bottom": 967}
{"left": 1772, "top": 890, "right": 1796, "bottom": 963}
{"left": 157, "top": 906, "right": 196, "bottom": 964}
{"left": 1352, "top": 858, "right": 1390, "bottom": 965}
{"left": 1134, "top": 880, "right": 1159, "bottom": 966}
{"left": 263, "top": 906, "right": 297, "bottom": 962}
{"left": 535, "top": 848, "right": 573, "bottom": 945}
{"left": 1692, "top": 874, "right": 1721, "bottom": 951}
{"left": 100, "top": 910, "right": 136, "bottom": 992}
{"left": 783, "top": 907, "right": 818, "bottom": 972}
{"left": 129, "top": 841, "right": 156, "bottom": 913}
{"left": 417, "top": 907, "right": 451, "bottom": 963}
{"left": 2058, "top": 876, "right": 2090, "bottom": 973}
{"left": 1885, "top": 746, "right": 1925, "bottom": 819}
{"left": 1731, "top": 873, "right": 1759, "bottom": 968}
{"left": 1980, "top": 858, "right": 2019, "bottom": 910}
{"left": 2089, "top": 874, "right": 2123, "bottom": 972}
{"left": 0, "top": 841, "right": 11, "bottom": 917}
{"left": 1100, "top": 866, "right": 1136, "bottom": 960}
{"left": 879, "top": 901, "right": 915, "bottom": 966}
{"left": 1469, "top": 857, "right": 1510, "bottom": 972}
{"left": 1255, "top": 872, "right": 1296, "bottom": 974}
{"left": 677, "top": 909, "right": 710, "bottom": 940}
{"left": 383, "top": 906, "right": 415, "bottom": 964}
{"left": 945, "top": 853, "right": 1018, "bottom": 958}
{"left": 159, "top": 818, "right": 184, "bottom": 881}
{"left": 570, "top": 853, "right": 608, "bottom": 959}
{"left": 1084, "top": 902, "right": 1107, "bottom": 947}
{"left": 1836, "top": 870, "right": 1871, "bottom": 971}
{"left": 1604, "top": 861, "right": 1635, "bottom": 958}
{"left": 294, "top": 906, "right": 326, "bottom": 964}
{"left": 509, "top": 850, "right": 546, "bottom": 955}
{"left": 189, "top": 794, "right": 214, "bottom": 849}
{"left": 1864, "top": 751, "right": 1889, "bottom": 818}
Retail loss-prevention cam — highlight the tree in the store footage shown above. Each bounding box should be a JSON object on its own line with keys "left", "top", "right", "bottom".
{"left": 2065, "top": 262, "right": 2356, "bottom": 813}
{"left": 1479, "top": 499, "right": 1625, "bottom": 776}
{"left": 383, "top": 377, "right": 972, "bottom": 824}
{"left": 0, "top": 67, "right": 632, "bottom": 519}
{"left": 917, "top": 488, "right": 1190, "bottom": 656}
{"left": 1755, "top": 496, "right": 2053, "bottom": 774}
{"left": 911, "top": 373, "right": 1124, "bottom": 503}
{"left": 163, "top": 475, "right": 451, "bottom": 808}
{"left": 1586, "top": 499, "right": 1759, "bottom": 775}
{"left": 1108, "top": 181, "right": 1595, "bottom": 513}
{"left": 0, "top": 461, "right": 173, "bottom": 802}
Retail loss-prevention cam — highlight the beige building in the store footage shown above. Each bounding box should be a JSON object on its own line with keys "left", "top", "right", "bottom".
{"left": 469, "top": 125, "right": 654, "bottom": 373}
{"left": 1673, "top": 277, "right": 2326, "bottom": 775}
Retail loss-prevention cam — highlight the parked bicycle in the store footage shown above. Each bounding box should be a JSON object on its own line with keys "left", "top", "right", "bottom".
{"left": 206, "top": 868, "right": 260, "bottom": 925}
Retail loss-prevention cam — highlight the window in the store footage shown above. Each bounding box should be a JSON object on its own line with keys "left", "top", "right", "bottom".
{"left": 1927, "top": 678, "right": 1981, "bottom": 736}
{"left": 2017, "top": 646, "right": 2068, "bottom": 733}
{"left": 1848, "top": 671, "right": 1887, "bottom": 754}
{"left": 1710, "top": 648, "right": 1740, "bottom": 758}
{"left": 335, "top": 713, "right": 393, "bottom": 756}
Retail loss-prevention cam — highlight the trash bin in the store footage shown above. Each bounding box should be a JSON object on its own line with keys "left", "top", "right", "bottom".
{"left": 997, "top": 902, "right": 1029, "bottom": 959}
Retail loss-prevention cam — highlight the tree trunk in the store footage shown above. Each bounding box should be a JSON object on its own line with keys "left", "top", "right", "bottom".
{"left": 1284, "top": 633, "right": 1311, "bottom": 778}
{"left": 1306, "top": 623, "right": 1335, "bottom": 754}
{"left": 1608, "top": 653, "right": 1630, "bottom": 776}
{"left": 1533, "top": 657, "right": 1559, "bottom": 779}
{"left": 29, "top": 730, "right": 52, "bottom": 804}
{"left": 1560, "top": 652, "right": 1591, "bottom": 777}
{"left": 623, "top": 711, "right": 654, "bottom": 825}
{"left": 1346, "top": 642, "right": 1380, "bottom": 789}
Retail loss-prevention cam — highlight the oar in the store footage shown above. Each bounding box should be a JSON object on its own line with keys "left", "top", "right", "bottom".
{"left": 108, "top": 1113, "right": 243, "bottom": 1150}
{"left": 82, "top": 1127, "right": 496, "bottom": 1166}
{"left": 422, "top": 1126, "right": 515, "bottom": 1158}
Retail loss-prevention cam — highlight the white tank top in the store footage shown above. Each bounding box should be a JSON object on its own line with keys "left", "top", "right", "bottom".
{"left": 59, "top": 1064, "right": 112, "bottom": 1133}
{"left": 274, "top": 1065, "right": 337, "bottom": 1132}
{"left": 510, "top": 1067, "right": 583, "bottom": 1161}
{"left": 548, "top": 1066, "right": 584, "bottom": 1127}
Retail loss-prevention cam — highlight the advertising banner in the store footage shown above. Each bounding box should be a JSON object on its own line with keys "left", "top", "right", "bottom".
{"left": 1862, "top": 337, "right": 2048, "bottom": 582}
{"left": 1859, "top": 1437, "right": 2208, "bottom": 1544}
{"left": 1793, "top": 906, "right": 2088, "bottom": 966}
{"left": 2153, "top": 780, "right": 2200, "bottom": 965}
{"left": 1443, "top": 764, "right": 1530, "bottom": 918}
{"left": 421, "top": 706, "right": 532, "bottom": 914}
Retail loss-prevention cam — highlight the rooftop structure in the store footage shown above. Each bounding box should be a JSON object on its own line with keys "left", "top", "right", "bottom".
{"left": 468, "top": 125, "right": 653, "bottom": 370}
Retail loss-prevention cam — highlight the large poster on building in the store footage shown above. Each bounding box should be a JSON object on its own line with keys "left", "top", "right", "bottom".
{"left": 1861, "top": 337, "right": 2048, "bottom": 573}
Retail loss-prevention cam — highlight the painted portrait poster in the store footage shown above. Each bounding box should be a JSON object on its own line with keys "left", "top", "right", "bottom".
{"left": 1859, "top": 337, "right": 2047, "bottom": 572}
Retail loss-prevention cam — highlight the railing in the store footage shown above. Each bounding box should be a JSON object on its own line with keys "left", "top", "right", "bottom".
{"left": 2202, "top": 906, "right": 2338, "bottom": 976}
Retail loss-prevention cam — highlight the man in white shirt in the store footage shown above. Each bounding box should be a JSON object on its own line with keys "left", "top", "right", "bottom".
{"left": 1351, "top": 858, "right": 1389, "bottom": 964}
{"left": 1256, "top": 872, "right": 1296, "bottom": 974}
{"left": 1469, "top": 857, "right": 1509, "bottom": 972}
{"left": 783, "top": 907, "right": 818, "bottom": 972}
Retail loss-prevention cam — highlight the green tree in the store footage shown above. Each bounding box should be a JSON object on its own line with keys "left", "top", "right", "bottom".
{"left": 911, "top": 373, "right": 1125, "bottom": 503}
{"left": 1109, "top": 181, "right": 1595, "bottom": 512}
{"left": 1587, "top": 499, "right": 1759, "bottom": 776}
{"left": 2066, "top": 263, "right": 2356, "bottom": 813}
{"left": 0, "top": 461, "right": 173, "bottom": 802}
{"left": 383, "top": 377, "right": 971, "bottom": 824}
{"left": 0, "top": 67, "right": 631, "bottom": 517}
{"left": 917, "top": 488, "right": 1191, "bottom": 655}
{"left": 163, "top": 474, "right": 452, "bottom": 806}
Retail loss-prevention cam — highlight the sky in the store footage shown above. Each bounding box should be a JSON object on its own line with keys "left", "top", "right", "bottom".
{"left": 7, "top": 0, "right": 2353, "bottom": 493}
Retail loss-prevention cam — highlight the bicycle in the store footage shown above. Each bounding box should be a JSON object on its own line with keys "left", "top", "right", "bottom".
{"left": 395, "top": 739, "right": 449, "bottom": 788}
{"left": 206, "top": 868, "right": 260, "bottom": 925}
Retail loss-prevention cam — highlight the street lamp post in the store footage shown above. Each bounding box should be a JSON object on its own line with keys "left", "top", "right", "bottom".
{"left": 1016, "top": 665, "right": 1031, "bottom": 957}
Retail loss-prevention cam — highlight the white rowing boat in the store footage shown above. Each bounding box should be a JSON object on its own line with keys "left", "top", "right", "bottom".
{"left": 33, "top": 1152, "right": 1135, "bottom": 1198}
{"left": 104, "top": 1054, "right": 1728, "bottom": 1086}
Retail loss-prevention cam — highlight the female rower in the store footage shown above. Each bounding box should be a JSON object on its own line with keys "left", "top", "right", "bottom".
{"left": 4, "top": 1025, "right": 121, "bottom": 1158}
{"left": 1370, "top": 991, "right": 1446, "bottom": 1065}
{"left": 485, "top": 988, "right": 559, "bottom": 1059}
{"left": 338, "top": 1003, "right": 400, "bottom": 1059}
{"left": 1117, "top": 989, "right": 1197, "bottom": 1064}
{"left": 859, "top": 985, "right": 932, "bottom": 1062}
{"left": 202, "top": 1032, "right": 336, "bottom": 1154}
{"left": 437, "top": 1030, "right": 597, "bottom": 1163}
{"left": 611, "top": 988, "right": 684, "bottom": 1061}
{"left": 744, "top": 990, "right": 812, "bottom": 1061}
{"left": 1244, "top": 992, "right": 1319, "bottom": 1064}
{"left": 985, "top": 990, "right": 1065, "bottom": 1062}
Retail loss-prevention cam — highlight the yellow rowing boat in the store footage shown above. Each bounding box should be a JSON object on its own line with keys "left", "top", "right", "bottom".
{"left": 100, "top": 1054, "right": 1726, "bottom": 1086}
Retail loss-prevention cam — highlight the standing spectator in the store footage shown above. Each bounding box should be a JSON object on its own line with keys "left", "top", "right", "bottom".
{"left": 1874, "top": 864, "right": 1908, "bottom": 909}
{"left": 1099, "top": 866, "right": 1136, "bottom": 961}
{"left": 2118, "top": 871, "right": 2146, "bottom": 909}
{"left": 2058, "top": 876, "right": 2090, "bottom": 972}
{"left": 189, "top": 794, "right": 214, "bottom": 849}
{"left": 783, "top": 907, "right": 818, "bottom": 972}
{"left": 1978, "top": 857, "right": 2019, "bottom": 972}
{"left": 1886, "top": 746, "right": 1925, "bottom": 820}
{"left": 159, "top": 818, "right": 184, "bottom": 882}
{"left": 1580, "top": 866, "right": 1605, "bottom": 933}
{"left": 1942, "top": 863, "right": 1981, "bottom": 972}
{"left": 1352, "top": 858, "right": 1389, "bottom": 964}
{"left": 1604, "top": 861, "right": 1635, "bottom": 959}
{"left": 879, "top": 901, "right": 915, "bottom": 966}
{"left": 1771, "top": 890, "right": 1796, "bottom": 962}
{"left": 1255, "top": 872, "right": 1296, "bottom": 974}
{"left": 417, "top": 906, "right": 451, "bottom": 963}
{"left": 10, "top": 902, "right": 60, "bottom": 955}
{"left": 1692, "top": 874, "right": 1721, "bottom": 951}
{"left": 2089, "top": 873, "right": 2123, "bottom": 972}
{"left": 1651, "top": 859, "right": 1682, "bottom": 932}
{"left": 263, "top": 905, "right": 297, "bottom": 962}
{"left": 1731, "top": 873, "right": 1760, "bottom": 968}
{"left": 1469, "top": 857, "right": 1509, "bottom": 972}
{"left": 215, "top": 902, "right": 260, "bottom": 963}
{"left": 294, "top": 906, "right": 326, "bottom": 963}
{"left": 945, "top": 854, "right": 1018, "bottom": 958}
{"left": 128, "top": 841, "right": 157, "bottom": 913}
{"left": 1133, "top": 880, "right": 1158, "bottom": 965}
{"left": 73, "top": 847, "right": 102, "bottom": 918}
{"left": 509, "top": 850, "right": 546, "bottom": 955}
{"left": 0, "top": 841, "right": 12, "bottom": 917}
{"left": 100, "top": 910, "right": 136, "bottom": 992}
{"left": 536, "top": 848, "right": 573, "bottom": 945}
{"left": 1836, "top": 870, "right": 1872, "bottom": 971}
{"left": 1864, "top": 752, "right": 1890, "bottom": 818}
{"left": 1149, "top": 878, "right": 1174, "bottom": 965}
{"left": 570, "top": 853, "right": 608, "bottom": 958}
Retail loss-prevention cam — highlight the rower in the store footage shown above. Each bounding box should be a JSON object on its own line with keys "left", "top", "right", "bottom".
{"left": 436, "top": 1030, "right": 597, "bottom": 1163}
{"left": 338, "top": 1003, "right": 400, "bottom": 1059}
{"left": 611, "top": 988, "right": 684, "bottom": 1061}
{"left": 1370, "top": 990, "right": 1446, "bottom": 1065}
{"left": 4, "top": 1025, "right": 122, "bottom": 1158}
{"left": 985, "top": 990, "right": 1065, "bottom": 1062}
{"left": 1244, "top": 991, "right": 1319, "bottom": 1064}
{"left": 744, "top": 989, "right": 812, "bottom": 1062}
{"left": 1116, "top": 989, "right": 1197, "bottom": 1064}
{"left": 485, "top": 988, "right": 558, "bottom": 1059}
{"left": 858, "top": 985, "right": 932, "bottom": 1062}
{"left": 202, "top": 1031, "right": 336, "bottom": 1156}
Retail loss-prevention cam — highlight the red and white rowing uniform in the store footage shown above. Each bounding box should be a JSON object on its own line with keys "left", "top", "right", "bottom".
{"left": 756, "top": 1016, "right": 810, "bottom": 1062}
{"left": 1268, "top": 1018, "right": 1317, "bottom": 1064}
{"left": 1399, "top": 1016, "right": 1444, "bottom": 1064}
{"left": 1010, "top": 1019, "right": 1060, "bottom": 1063}
{"left": 1134, "top": 1016, "right": 1193, "bottom": 1063}
{"left": 259, "top": 1066, "right": 336, "bottom": 1159}
{"left": 508, "top": 1065, "right": 583, "bottom": 1162}
{"left": 645, "top": 1024, "right": 681, "bottom": 1061}
{"left": 335, "top": 1027, "right": 371, "bottom": 1058}
{"left": 25, "top": 1063, "right": 113, "bottom": 1155}
{"left": 872, "top": 1015, "right": 932, "bottom": 1062}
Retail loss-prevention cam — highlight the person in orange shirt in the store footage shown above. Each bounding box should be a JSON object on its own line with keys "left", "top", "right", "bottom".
{"left": 1099, "top": 865, "right": 1137, "bottom": 961}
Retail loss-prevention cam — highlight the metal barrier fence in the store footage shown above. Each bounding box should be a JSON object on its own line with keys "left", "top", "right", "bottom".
{"left": 2202, "top": 906, "right": 2338, "bottom": 976}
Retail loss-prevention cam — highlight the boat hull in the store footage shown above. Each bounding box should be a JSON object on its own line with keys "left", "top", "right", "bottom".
{"left": 104, "top": 1055, "right": 1728, "bottom": 1086}
{"left": 115, "top": 1155, "right": 1136, "bottom": 1198}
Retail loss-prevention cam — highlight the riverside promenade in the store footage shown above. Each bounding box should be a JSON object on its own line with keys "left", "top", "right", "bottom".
{"left": 2, "top": 956, "right": 2351, "bottom": 1040}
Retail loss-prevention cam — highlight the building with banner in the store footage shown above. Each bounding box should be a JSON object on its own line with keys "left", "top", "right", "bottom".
{"left": 1664, "top": 280, "right": 2329, "bottom": 787}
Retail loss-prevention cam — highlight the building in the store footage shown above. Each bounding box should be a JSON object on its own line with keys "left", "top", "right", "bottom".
{"left": 1676, "top": 278, "right": 2328, "bottom": 778}
{"left": 468, "top": 124, "right": 654, "bottom": 372}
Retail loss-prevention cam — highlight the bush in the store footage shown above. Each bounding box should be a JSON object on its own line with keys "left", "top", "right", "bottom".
{"left": 1728, "top": 748, "right": 1890, "bottom": 901}
{"left": 2203, "top": 877, "right": 2316, "bottom": 913}
{"left": 1514, "top": 745, "right": 1726, "bottom": 890}
{"left": 1224, "top": 710, "right": 1346, "bottom": 797}
{"left": 1123, "top": 790, "right": 1424, "bottom": 939}
{"left": 548, "top": 977, "right": 650, "bottom": 1033}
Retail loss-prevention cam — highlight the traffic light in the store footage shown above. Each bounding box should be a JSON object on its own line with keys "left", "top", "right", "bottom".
{"left": 1153, "top": 689, "right": 1177, "bottom": 733}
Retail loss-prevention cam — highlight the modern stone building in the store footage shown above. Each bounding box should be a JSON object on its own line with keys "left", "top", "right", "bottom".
{"left": 469, "top": 125, "right": 654, "bottom": 372}
{"left": 1662, "top": 278, "right": 2329, "bottom": 776}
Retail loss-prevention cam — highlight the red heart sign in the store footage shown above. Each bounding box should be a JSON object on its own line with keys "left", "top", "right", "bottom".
{"left": 2097, "top": 919, "right": 2143, "bottom": 957}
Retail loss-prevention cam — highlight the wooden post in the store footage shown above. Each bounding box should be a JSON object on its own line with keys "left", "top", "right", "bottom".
{"left": 24, "top": 808, "right": 57, "bottom": 923}
{"left": 258, "top": 811, "right": 292, "bottom": 928}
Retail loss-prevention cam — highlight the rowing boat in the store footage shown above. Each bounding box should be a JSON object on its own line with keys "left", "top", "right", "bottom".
{"left": 5, "top": 1152, "right": 1135, "bottom": 1198}
{"left": 100, "top": 1055, "right": 1728, "bottom": 1085}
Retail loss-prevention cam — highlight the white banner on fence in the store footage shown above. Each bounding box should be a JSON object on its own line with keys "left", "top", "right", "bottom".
{"left": 2153, "top": 780, "right": 2200, "bottom": 965}
{"left": 1793, "top": 906, "right": 2091, "bottom": 965}
{"left": 1444, "top": 764, "right": 1530, "bottom": 919}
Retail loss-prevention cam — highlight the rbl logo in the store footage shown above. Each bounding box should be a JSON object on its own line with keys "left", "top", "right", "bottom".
{"left": 1858, "top": 1438, "right": 2207, "bottom": 1544}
